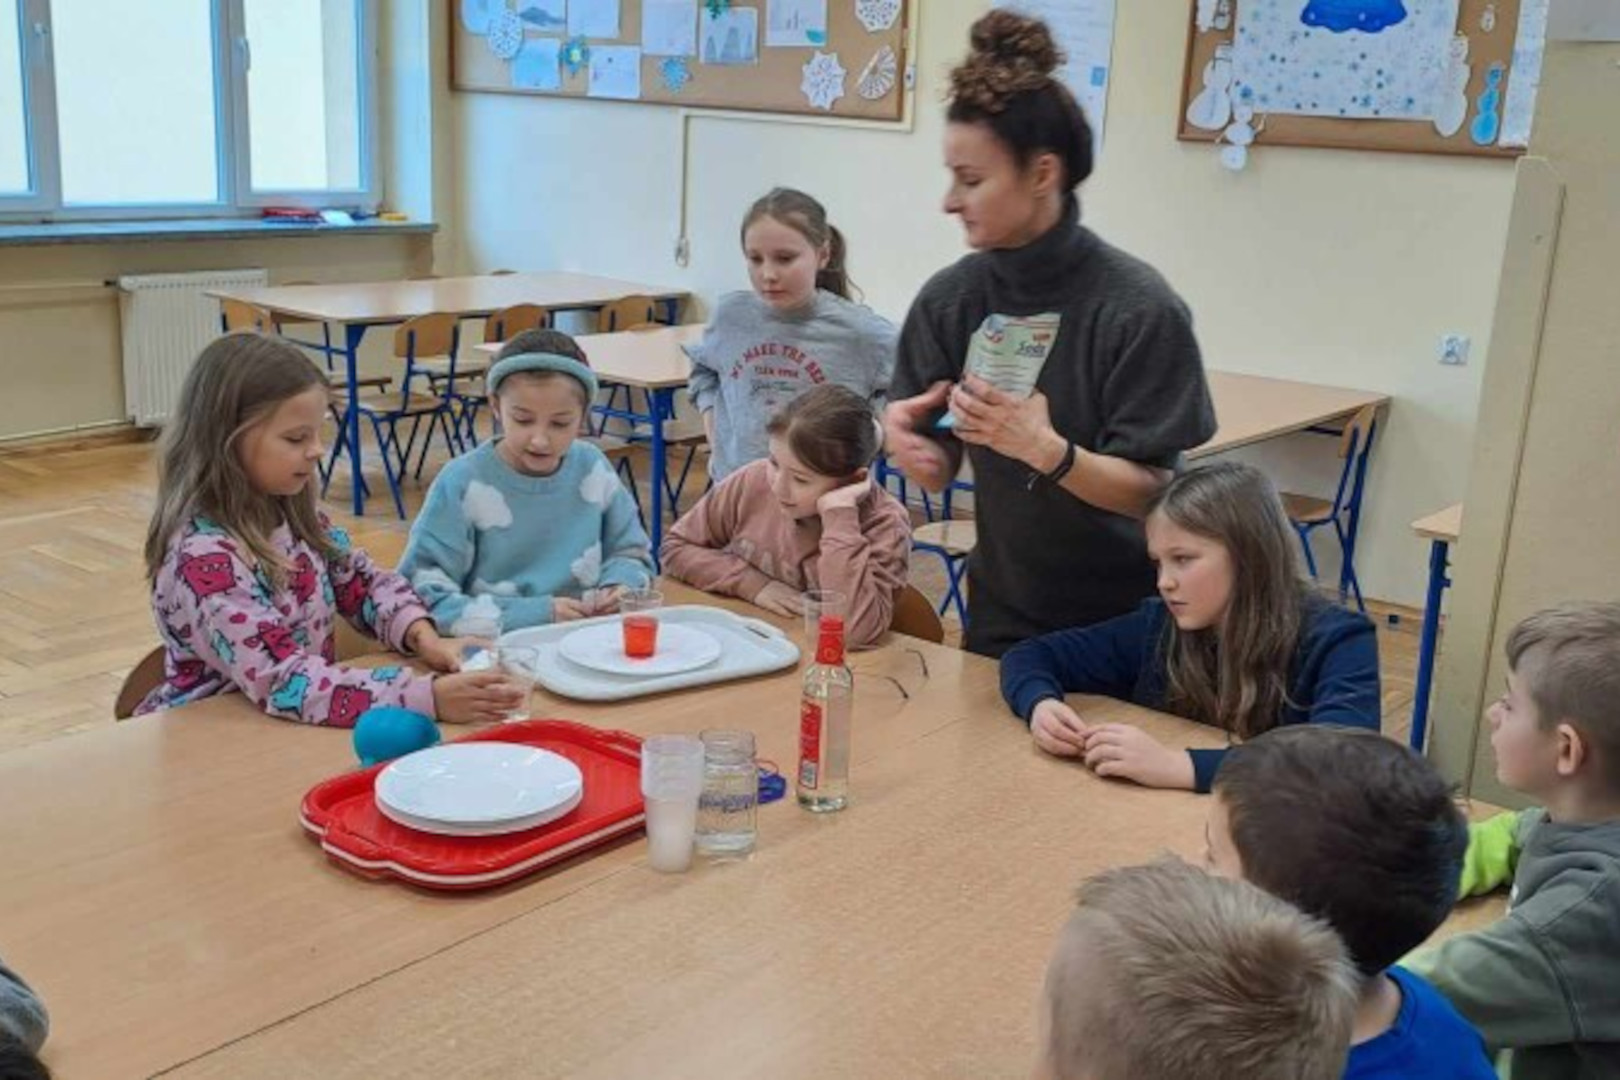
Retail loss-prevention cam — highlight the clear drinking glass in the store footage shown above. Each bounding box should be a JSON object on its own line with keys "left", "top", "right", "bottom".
{"left": 695, "top": 729, "right": 758, "bottom": 857}
{"left": 493, "top": 645, "right": 538, "bottom": 721}
{"left": 640, "top": 734, "right": 705, "bottom": 873}
{"left": 801, "top": 589, "right": 846, "bottom": 644}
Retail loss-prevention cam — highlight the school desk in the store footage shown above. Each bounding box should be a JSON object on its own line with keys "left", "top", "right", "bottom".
{"left": 207, "top": 274, "right": 688, "bottom": 520}
{"left": 5, "top": 582, "right": 1502, "bottom": 1079}
{"left": 1193, "top": 372, "right": 1391, "bottom": 459}
{"left": 1410, "top": 503, "right": 1464, "bottom": 753}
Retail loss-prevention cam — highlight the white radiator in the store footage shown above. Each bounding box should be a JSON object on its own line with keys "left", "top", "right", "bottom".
{"left": 118, "top": 269, "right": 269, "bottom": 426}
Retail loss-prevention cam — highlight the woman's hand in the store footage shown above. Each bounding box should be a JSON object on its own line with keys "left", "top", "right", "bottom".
{"left": 948, "top": 376, "right": 1064, "bottom": 471}
{"left": 1030, "top": 699, "right": 1090, "bottom": 758}
{"left": 883, "top": 382, "right": 956, "bottom": 492}
{"left": 753, "top": 582, "right": 805, "bottom": 618}
{"left": 1081, "top": 724, "right": 1196, "bottom": 790}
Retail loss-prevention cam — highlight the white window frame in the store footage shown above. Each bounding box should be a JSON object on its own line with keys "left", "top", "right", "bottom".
{"left": 0, "top": 0, "right": 378, "bottom": 222}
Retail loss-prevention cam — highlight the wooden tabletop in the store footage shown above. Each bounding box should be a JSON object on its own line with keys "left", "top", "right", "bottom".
{"left": 206, "top": 272, "right": 688, "bottom": 326}
{"left": 477, "top": 323, "right": 703, "bottom": 390}
{"left": 10, "top": 583, "right": 1497, "bottom": 1079}
{"left": 1195, "top": 371, "right": 1391, "bottom": 458}
{"left": 1413, "top": 503, "right": 1464, "bottom": 544}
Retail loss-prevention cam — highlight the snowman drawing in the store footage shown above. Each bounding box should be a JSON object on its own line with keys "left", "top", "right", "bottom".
{"left": 1187, "top": 43, "right": 1235, "bottom": 131}
{"left": 1433, "top": 35, "right": 1471, "bottom": 138}
{"left": 1470, "top": 63, "right": 1504, "bottom": 146}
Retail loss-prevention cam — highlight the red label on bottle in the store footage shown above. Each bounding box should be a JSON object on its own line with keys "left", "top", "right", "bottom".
{"left": 798, "top": 698, "right": 823, "bottom": 790}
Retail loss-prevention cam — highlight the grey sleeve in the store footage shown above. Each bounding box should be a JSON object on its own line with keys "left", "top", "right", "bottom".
{"left": 0, "top": 956, "right": 48, "bottom": 1054}
{"left": 891, "top": 270, "right": 968, "bottom": 402}
{"left": 684, "top": 336, "right": 720, "bottom": 414}
{"left": 867, "top": 312, "right": 899, "bottom": 412}
{"left": 1094, "top": 294, "right": 1217, "bottom": 469}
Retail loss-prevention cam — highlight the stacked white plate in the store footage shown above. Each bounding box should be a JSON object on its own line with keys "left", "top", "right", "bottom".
{"left": 555, "top": 622, "right": 722, "bottom": 678}
{"left": 374, "top": 743, "right": 585, "bottom": 837}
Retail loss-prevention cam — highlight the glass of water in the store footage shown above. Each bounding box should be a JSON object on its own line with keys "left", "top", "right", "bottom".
{"left": 695, "top": 729, "right": 758, "bottom": 857}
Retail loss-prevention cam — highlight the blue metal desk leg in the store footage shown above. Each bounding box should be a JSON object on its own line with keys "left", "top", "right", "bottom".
{"left": 341, "top": 323, "right": 368, "bottom": 517}
{"left": 1410, "top": 537, "right": 1451, "bottom": 753}
{"left": 649, "top": 388, "right": 671, "bottom": 570}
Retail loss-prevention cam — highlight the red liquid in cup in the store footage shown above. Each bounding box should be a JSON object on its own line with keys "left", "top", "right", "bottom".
{"left": 623, "top": 614, "right": 659, "bottom": 658}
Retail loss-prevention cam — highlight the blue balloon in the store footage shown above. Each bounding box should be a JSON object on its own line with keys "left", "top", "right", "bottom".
{"left": 353, "top": 706, "right": 440, "bottom": 768}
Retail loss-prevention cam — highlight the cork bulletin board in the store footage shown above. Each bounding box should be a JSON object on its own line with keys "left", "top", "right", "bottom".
{"left": 452, "top": 0, "right": 914, "bottom": 122}
{"left": 1178, "top": 0, "right": 1547, "bottom": 158}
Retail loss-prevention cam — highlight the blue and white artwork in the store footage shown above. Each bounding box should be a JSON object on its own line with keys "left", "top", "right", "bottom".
{"left": 517, "top": 1, "right": 567, "bottom": 31}
{"left": 512, "top": 37, "right": 563, "bottom": 90}
{"left": 1232, "top": 0, "right": 1459, "bottom": 120}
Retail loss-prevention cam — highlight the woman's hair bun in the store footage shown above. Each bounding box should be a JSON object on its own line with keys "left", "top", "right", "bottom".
{"left": 949, "top": 10, "right": 1064, "bottom": 114}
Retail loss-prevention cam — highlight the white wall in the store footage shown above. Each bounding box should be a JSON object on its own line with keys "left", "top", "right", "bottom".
{"left": 449, "top": 1, "right": 1516, "bottom": 605}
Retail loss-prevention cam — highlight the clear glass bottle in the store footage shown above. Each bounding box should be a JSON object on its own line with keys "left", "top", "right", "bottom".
{"left": 797, "top": 615, "right": 852, "bottom": 812}
{"left": 695, "top": 729, "right": 758, "bottom": 856}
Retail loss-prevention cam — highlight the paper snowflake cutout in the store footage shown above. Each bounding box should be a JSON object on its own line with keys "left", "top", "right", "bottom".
{"left": 856, "top": 0, "right": 901, "bottom": 33}
{"left": 857, "top": 45, "right": 896, "bottom": 100}
{"left": 660, "top": 57, "right": 693, "bottom": 93}
{"left": 800, "top": 51, "right": 846, "bottom": 111}
{"left": 485, "top": 10, "right": 525, "bottom": 60}
{"left": 562, "top": 36, "right": 590, "bottom": 76}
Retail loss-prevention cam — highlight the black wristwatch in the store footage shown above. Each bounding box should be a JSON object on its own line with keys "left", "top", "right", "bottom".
{"left": 1045, "top": 440, "right": 1078, "bottom": 483}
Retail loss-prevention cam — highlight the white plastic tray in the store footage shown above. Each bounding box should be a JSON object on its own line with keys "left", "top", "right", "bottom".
{"left": 498, "top": 605, "right": 801, "bottom": 702}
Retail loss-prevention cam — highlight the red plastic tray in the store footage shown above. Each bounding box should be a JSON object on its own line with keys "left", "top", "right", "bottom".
{"left": 300, "top": 719, "right": 645, "bottom": 890}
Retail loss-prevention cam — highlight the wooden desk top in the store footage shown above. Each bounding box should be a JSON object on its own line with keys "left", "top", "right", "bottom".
{"left": 476, "top": 323, "right": 703, "bottom": 390}
{"left": 1413, "top": 503, "right": 1464, "bottom": 544}
{"left": 206, "top": 272, "right": 688, "bottom": 326}
{"left": 12, "top": 584, "right": 1496, "bottom": 1078}
{"left": 1196, "top": 371, "right": 1391, "bottom": 458}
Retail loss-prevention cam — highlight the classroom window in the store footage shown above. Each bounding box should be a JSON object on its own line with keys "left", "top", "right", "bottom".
{"left": 0, "top": 0, "right": 38, "bottom": 202}
{"left": 0, "top": 0, "right": 377, "bottom": 220}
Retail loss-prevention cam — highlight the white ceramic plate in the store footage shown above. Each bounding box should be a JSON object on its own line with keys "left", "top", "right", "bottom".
{"left": 556, "top": 621, "right": 722, "bottom": 678}
{"left": 375, "top": 743, "right": 584, "bottom": 827}
{"left": 375, "top": 790, "right": 583, "bottom": 837}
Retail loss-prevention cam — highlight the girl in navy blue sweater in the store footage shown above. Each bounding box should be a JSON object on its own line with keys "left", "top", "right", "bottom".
{"left": 999, "top": 462, "right": 1380, "bottom": 793}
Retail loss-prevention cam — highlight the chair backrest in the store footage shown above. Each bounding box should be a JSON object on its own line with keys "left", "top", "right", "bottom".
{"left": 1327, "top": 404, "right": 1380, "bottom": 514}
{"left": 484, "top": 303, "right": 550, "bottom": 343}
{"left": 393, "top": 312, "right": 460, "bottom": 359}
{"left": 889, "top": 584, "right": 946, "bottom": 644}
{"left": 220, "top": 298, "right": 273, "bottom": 334}
{"left": 114, "top": 646, "right": 168, "bottom": 720}
{"left": 596, "top": 295, "right": 663, "bottom": 333}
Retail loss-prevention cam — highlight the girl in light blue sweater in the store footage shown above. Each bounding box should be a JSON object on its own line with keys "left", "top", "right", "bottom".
{"left": 399, "top": 330, "right": 654, "bottom": 631}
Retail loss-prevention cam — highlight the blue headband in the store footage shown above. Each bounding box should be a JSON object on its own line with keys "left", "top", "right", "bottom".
{"left": 486, "top": 351, "right": 599, "bottom": 401}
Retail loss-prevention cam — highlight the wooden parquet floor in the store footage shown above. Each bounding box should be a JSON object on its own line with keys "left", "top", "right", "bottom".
{"left": 0, "top": 431, "right": 1422, "bottom": 753}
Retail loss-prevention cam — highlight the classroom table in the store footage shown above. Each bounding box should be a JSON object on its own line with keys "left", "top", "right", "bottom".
{"left": 1410, "top": 503, "right": 1464, "bottom": 753}
{"left": 476, "top": 324, "right": 703, "bottom": 561}
{"left": 1193, "top": 371, "right": 1391, "bottom": 458}
{"left": 208, "top": 273, "right": 688, "bottom": 519}
{"left": 5, "top": 582, "right": 1502, "bottom": 1079}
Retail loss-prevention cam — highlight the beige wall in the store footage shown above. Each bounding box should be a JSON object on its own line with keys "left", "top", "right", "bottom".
{"left": 0, "top": 234, "right": 432, "bottom": 442}
{"left": 447, "top": 1, "right": 1517, "bottom": 605}
{"left": 1430, "top": 41, "right": 1620, "bottom": 802}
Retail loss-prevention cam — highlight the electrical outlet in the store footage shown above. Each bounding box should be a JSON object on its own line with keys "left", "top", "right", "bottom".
{"left": 1440, "top": 334, "right": 1471, "bottom": 366}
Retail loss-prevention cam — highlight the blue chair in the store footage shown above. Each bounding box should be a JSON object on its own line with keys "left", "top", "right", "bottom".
{"left": 880, "top": 456, "right": 976, "bottom": 626}
{"left": 1281, "top": 404, "right": 1379, "bottom": 612}
{"left": 326, "top": 312, "right": 465, "bottom": 518}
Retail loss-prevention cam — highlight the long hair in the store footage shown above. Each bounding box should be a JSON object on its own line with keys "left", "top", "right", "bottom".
{"left": 741, "top": 187, "right": 856, "bottom": 301}
{"left": 1151, "top": 463, "right": 1308, "bottom": 739}
{"left": 144, "top": 332, "right": 335, "bottom": 587}
{"left": 765, "top": 384, "right": 882, "bottom": 480}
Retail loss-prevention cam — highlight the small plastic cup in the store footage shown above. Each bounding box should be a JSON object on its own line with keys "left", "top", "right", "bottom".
{"left": 640, "top": 733, "right": 705, "bottom": 873}
{"left": 621, "top": 588, "right": 664, "bottom": 659}
{"left": 802, "top": 589, "right": 846, "bottom": 644}
{"left": 493, "top": 645, "right": 538, "bottom": 722}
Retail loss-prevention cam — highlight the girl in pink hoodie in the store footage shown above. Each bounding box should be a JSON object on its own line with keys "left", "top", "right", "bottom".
{"left": 661, "top": 385, "right": 912, "bottom": 648}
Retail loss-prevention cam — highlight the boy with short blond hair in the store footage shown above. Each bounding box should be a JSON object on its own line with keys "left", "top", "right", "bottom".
{"left": 1039, "top": 857, "right": 1359, "bottom": 1080}
{"left": 1407, "top": 601, "right": 1620, "bottom": 1079}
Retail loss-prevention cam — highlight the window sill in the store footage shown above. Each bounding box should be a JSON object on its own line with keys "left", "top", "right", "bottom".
{"left": 0, "top": 218, "right": 438, "bottom": 248}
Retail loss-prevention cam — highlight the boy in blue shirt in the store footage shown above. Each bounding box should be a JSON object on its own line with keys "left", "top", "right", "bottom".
{"left": 1206, "top": 726, "right": 1495, "bottom": 1079}
{"left": 399, "top": 329, "right": 653, "bottom": 631}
